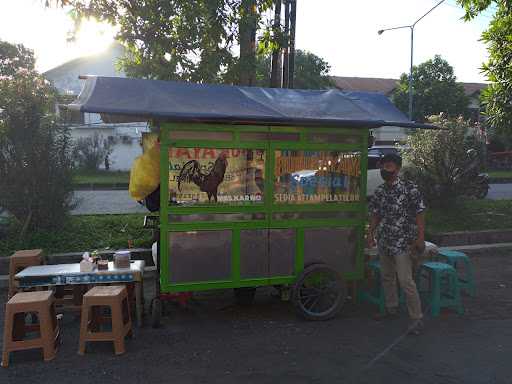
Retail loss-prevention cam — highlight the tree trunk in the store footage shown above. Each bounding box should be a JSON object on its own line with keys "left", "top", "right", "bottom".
{"left": 239, "top": 0, "right": 258, "bottom": 86}
{"left": 282, "top": 0, "right": 290, "bottom": 88}
{"left": 270, "top": 0, "right": 282, "bottom": 88}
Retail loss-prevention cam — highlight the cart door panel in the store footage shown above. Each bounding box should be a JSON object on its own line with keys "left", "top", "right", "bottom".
{"left": 240, "top": 229, "right": 269, "bottom": 279}
{"left": 303, "top": 228, "right": 357, "bottom": 273}
{"left": 168, "top": 230, "right": 232, "bottom": 283}
{"left": 269, "top": 229, "right": 295, "bottom": 276}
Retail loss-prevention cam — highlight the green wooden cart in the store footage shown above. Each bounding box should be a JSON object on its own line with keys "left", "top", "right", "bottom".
{"left": 69, "top": 76, "right": 429, "bottom": 325}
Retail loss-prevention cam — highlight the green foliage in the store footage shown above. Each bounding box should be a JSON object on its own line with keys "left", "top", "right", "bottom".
{"left": 73, "top": 170, "right": 129, "bottom": 185}
{"left": 255, "top": 50, "right": 334, "bottom": 89}
{"left": 458, "top": 1, "right": 512, "bottom": 135}
{"left": 0, "top": 214, "right": 153, "bottom": 256}
{"left": 393, "top": 55, "right": 470, "bottom": 122}
{"left": 72, "top": 132, "right": 113, "bottom": 171}
{"left": 402, "top": 114, "right": 486, "bottom": 208}
{"left": 0, "top": 40, "right": 74, "bottom": 234}
{"left": 54, "top": 0, "right": 274, "bottom": 84}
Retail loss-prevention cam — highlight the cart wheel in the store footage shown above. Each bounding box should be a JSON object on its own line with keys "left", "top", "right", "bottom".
{"left": 292, "top": 264, "right": 346, "bottom": 321}
{"left": 234, "top": 287, "right": 256, "bottom": 306}
{"left": 150, "top": 298, "right": 162, "bottom": 328}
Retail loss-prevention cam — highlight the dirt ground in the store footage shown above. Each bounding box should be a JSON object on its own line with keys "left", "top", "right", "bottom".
{"left": 1, "top": 248, "right": 511, "bottom": 384}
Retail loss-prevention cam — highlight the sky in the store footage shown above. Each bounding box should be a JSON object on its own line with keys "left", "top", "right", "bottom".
{"left": 0, "top": 0, "right": 495, "bottom": 83}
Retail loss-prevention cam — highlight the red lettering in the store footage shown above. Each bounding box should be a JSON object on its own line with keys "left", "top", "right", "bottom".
{"left": 176, "top": 149, "right": 191, "bottom": 159}
{"left": 203, "top": 149, "right": 216, "bottom": 159}
{"left": 193, "top": 148, "right": 201, "bottom": 159}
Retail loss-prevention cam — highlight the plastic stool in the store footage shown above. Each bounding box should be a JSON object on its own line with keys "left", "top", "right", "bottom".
{"left": 358, "top": 259, "right": 405, "bottom": 313}
{"left": 438, "top": 249, "right": 476, "bottom": 297}
{"left": 78, "top": 286, "right": 132, "bottom": 355}
{"left": 2, "top": 291, "right": 60, "bottom": 367}
{"left": 418, "top": 262, "right": 464, "bottom": 317}
{"left": 8, "top": 249, "right": 44, "bottom": 299}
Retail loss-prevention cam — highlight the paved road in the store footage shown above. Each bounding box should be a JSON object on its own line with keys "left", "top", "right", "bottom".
{"left": 72, "top": 190, "right": 147, "bottom": 215}
{"left": 1, "top": 248, "right": 511, "bottom": 383}
{"left": 487, "top": 183, "right": 512, "bottom": 200}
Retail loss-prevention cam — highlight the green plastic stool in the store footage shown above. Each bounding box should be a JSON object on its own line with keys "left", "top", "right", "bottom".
{"left": 358, "top": 259, "right": 405, "bottom": 314}
{"left": 418, "top": 262, "right": 464, "bottom": 317}
{"left": 438, "top": 249, "right": 476, "bottom": 297}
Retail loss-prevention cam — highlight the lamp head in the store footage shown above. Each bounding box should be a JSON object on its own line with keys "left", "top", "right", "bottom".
{"left": 377, "top": 29, "right": 384, "bottom": 35}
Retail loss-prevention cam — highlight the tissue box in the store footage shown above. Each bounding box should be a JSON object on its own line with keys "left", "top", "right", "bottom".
{"left": 80, "top": 259, "right": 95, "bottom": 272}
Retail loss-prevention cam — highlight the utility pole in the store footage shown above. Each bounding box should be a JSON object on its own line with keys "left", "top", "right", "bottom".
{"left": 378, "top": 0, "right": 445, "bottom": 120}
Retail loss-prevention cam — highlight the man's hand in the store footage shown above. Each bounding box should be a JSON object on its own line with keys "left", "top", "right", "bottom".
{"left": 367, "top": 233, "right": 376, "bottom": 249}
{"left": 413, "top": 236, "right": 425, "bottom": 254}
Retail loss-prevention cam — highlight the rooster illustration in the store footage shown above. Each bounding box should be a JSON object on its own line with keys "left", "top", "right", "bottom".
{"left": 177, "top": 152, "right": 228, "bottom": 202}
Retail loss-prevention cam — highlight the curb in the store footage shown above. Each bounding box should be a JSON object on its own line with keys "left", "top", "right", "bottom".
{"left": 430, "top": 229, "right": 512, "bottom": 247}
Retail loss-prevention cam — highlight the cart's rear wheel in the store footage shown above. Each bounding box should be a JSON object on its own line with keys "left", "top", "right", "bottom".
{"left": 234, "top": 287, "right": 256, "bottom": 306}
{"left": 150, "top": 297, "right": 162, "bottom": 328}
{"left": 292, "top": 264, "right": 346, "bottom": 321}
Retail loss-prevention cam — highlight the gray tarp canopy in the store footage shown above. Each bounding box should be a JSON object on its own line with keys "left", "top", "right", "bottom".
{"left": 68, "top": 76, "right": 433, "bottom": 129}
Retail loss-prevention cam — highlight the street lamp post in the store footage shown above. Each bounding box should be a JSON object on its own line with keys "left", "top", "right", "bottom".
{"left": 378, "top": 0, "right": 445, "bottom": 121}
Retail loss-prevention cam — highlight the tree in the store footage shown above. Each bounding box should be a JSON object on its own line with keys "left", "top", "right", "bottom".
{"left": 393, "top": 55, "right": 470, "bottom": 122}
{"left": 255, "top": 49, "right": 334, "bottom": 89}
{"left": 0, "top": 40, "right": 35, "bottom": 77}
{"left": 0, "top": 40, "right": 74, "bottom": 235}
{"left": 458, "top": 0, "right": 512, "bottom": 135}
{"left": 51, "top": 0, "right": 274, "bottom": 85}
{"left": 402, "top": 114, "right": 486, "bottom": 208}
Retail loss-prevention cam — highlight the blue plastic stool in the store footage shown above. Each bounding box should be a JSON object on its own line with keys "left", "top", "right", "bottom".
{"left": 358, "top": 259, "right": 405, "bottom": 314}
{"left": 417, "top": 262, "right": 464, "bottom": 317}
{"left": 438, "top": 249, "right": 476, "bottom": 297}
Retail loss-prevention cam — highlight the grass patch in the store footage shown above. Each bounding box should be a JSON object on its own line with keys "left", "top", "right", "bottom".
{"left": 73, "top": 170, "right": 130, "bottom": 185}
{"left": 487, "top": 170, "right": 512, "bottom": 179}
{"left": 0, "top": 214, "right": 153, "bottom": 257}
{"left": 426, "top": 199, "right": 512, "bottom": 235}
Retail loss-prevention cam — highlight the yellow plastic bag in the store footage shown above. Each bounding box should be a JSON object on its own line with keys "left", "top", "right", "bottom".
{"left": 129, "top": 145, "right": 161, "bottom": 201}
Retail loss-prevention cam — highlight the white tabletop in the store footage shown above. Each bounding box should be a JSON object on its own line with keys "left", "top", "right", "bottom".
{"left": 16, "top": 260, "right": 145, "bottom": 279}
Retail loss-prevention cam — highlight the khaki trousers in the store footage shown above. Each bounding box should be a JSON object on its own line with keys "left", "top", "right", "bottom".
{"left": 379, "top": 247, "right": 423, "bottom": 320}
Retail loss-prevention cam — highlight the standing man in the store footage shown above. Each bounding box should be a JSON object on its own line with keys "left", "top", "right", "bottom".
{"left": 368, "top": 153, "right": 426, "bottom": 334}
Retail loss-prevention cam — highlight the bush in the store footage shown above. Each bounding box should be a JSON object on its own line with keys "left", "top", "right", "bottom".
{"left": 0, "top": 69, "right": 75, "bottom": 235}
{"left": 402, "top": 114, "right": 486, "bottom": 208}
{"left": 73, "top": 132, "right": 113, "bottom": 171}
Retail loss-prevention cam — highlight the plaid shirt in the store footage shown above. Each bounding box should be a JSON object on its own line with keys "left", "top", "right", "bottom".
{"left": 369, "top": 178, "right": 426, "bottom": 256}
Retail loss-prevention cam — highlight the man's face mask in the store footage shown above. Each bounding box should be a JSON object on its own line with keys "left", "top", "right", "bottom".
{"left": 380, "top": 169, "right": 395, "bottom": 181}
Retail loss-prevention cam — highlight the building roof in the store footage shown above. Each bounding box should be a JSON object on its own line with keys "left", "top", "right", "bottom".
{"left": 331, "top": 76, "right": 487, "bottom": 97}
{"left": 331, "top": 77, "right": 398, "bottom": 96}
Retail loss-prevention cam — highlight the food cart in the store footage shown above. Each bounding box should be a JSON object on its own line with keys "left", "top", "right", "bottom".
{"left": 69, "top": 76, "right": 431, "bottom": 325}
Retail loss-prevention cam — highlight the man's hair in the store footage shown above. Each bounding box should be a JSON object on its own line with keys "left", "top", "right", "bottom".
{"left": 381, "top": 153, "right": 402, "bottom": 167}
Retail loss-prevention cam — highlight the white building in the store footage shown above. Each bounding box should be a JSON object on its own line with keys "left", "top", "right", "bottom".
{"left": 44, "top": 43, "right": 149, "bottom": 171}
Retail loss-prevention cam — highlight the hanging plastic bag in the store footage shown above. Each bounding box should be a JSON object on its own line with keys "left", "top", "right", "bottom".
{"left": 129, "top": 145, "right": 160, "bottom": 201}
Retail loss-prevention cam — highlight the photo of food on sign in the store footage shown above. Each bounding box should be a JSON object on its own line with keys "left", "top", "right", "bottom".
{"left": 169, "top": 147, "right": 265, "bottom": 205}
{"left": 274, "top": 150, "right": 361, "bottom": 204}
